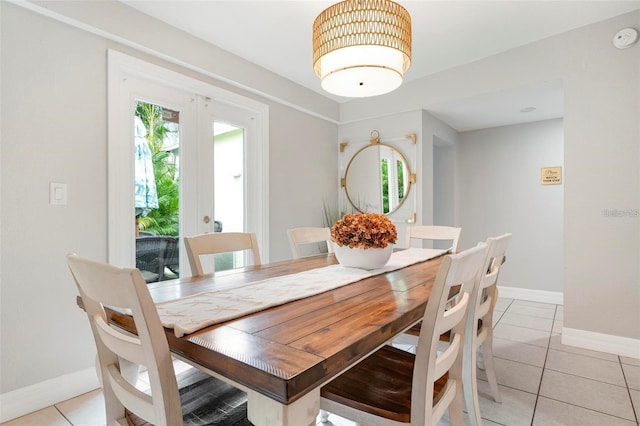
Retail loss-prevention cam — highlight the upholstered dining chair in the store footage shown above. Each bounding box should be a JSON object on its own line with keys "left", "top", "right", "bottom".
{"left": 66, "top": 254, "right": 251, "bottom": 426}
{"left": 184, "top": 232, "right": 261, "bottom": 277}
{"left": 463, "top": 233, "right": 511, "bottom": 426}
{"left": 287, "top": 226, "right": 333, "bottom": 259}
{"left": 405, "top": 225, "right": 462, "bottom": 253}
{"left": 320, "top": 243, "right": 488, "bottom": 426}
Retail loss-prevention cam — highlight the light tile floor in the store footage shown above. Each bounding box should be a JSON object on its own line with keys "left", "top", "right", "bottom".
{"left": 3, "top": 299, "right": 639, "bottom": 426}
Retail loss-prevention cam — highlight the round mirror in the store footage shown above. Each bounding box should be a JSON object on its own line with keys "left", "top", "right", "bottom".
{"left": 344, "top": 143, "right": 412, "bottom": 215}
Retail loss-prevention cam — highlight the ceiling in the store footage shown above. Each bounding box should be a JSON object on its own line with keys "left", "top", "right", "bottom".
{"left": 121, "top": 0, "right": 639, "bottom": 130}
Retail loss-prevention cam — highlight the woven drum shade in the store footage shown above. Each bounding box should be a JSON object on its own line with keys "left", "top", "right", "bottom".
{"left": 312, "top": 0, "right": 411, "bottom": 98}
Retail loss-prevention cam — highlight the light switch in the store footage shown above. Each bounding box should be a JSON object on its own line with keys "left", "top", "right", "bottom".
{"left": 50, "top": 182, "right": 67, "bottom": 205}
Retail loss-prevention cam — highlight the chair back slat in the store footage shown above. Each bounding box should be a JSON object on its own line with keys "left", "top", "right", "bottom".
{"left": 287, "top": 227, "right": 333, "bottom": 259}
{"left": 437, "top": 292, "right": 469, "bottom": 334}
{"left": 405, "top": 225, "right": 462, "bottom": 253}
{"left": 431, "top": 377, "right": 456, "bottom": 422}
{"left": 433, "top": 332, "right": 461, "bottom": 379}
{"left": 184, "top": 232, "right": 261, "bottom": 276}
{"left": 93, "top": 316, "right": 146, "bottom": 366}
{"left": 106, "top": 364, "right": 155, "bottom": 422}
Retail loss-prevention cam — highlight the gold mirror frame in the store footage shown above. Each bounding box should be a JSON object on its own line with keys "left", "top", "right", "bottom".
{"left": 343, "top": 142, "right": 413, "bottom": 215}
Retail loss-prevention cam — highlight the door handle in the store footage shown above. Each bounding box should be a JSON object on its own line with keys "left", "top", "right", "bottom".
{"left": 203, "top": 215, "right": 211, "bottom": 224}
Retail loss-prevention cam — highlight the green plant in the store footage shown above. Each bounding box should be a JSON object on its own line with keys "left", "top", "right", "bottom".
{"left": 322, "top": 198, "right": 342, "bottom": 228}
{"left": 135, "top": 101, "right": 180, "bottom": 236}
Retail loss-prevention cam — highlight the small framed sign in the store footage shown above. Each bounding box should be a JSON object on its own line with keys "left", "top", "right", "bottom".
{"left": 541, "top": 166, "right": 562, "bottom": 185}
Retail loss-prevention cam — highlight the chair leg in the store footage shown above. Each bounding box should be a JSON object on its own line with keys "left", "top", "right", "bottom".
{"left": 481, "top": 336, "right": 501, "bottom": 403}
{"left": 449, "top": 380, "right": 466, "bottom": 426}
{"left": 463, "top": 342, "right": 483, "bottom": 426}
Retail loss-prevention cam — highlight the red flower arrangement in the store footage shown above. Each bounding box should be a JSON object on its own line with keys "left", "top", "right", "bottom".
{"left": 331, "top": 213, "right": 398, "bottom": 249}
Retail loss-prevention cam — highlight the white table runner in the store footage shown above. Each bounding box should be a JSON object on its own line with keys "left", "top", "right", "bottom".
{"left": 156, "top": 248, "right": 447, "bottom": 337}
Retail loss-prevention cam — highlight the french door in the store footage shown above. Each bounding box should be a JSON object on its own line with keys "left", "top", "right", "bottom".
{"left": 108, "top": 50, "right": 268, "bottom": 276}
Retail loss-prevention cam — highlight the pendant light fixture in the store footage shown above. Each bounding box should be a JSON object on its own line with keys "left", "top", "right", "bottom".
{"left": 312, "top": 0, "right": 412, "bottom": 98}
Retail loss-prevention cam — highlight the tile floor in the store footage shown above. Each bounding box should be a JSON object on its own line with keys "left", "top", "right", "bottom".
{"left": 3, "top": 298, "right": 639, "bottom": 426}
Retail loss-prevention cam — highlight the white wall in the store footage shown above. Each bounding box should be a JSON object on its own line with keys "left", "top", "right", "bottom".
{"left": 0, "top": 1, "right": 337, "bottom": 410}
{"left": 458, "top": 119, "right": 564, "bottom": 292}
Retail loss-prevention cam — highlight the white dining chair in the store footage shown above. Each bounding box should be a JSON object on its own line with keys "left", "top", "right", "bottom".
{"left": 66, "top": 253, "right": 248, "bottom": 426}
{"left": 398, "top": 225, "right": 463, "bottom": 342}
{"left": 397, "top": 233, "right": 511, "bottom": 425}
{"left": 287, "top": 226, "right": 333, "bottom": 259}
{"left": 320, "top": 243, "right": 487, "bottom": 426}
{"left": 405, "top": 225, "right": 462, "bottom": 253}
{"left": 463, "top": 233, "right": 511, "bottom": 426}
{"left": 184, "top": 232, "right": 261, "bottom": 277}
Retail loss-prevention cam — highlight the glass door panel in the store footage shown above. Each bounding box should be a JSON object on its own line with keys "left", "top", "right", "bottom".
{"left": 133, "top": 100, "right": 181, "bottom": 283}
{"left": 213, "top": 121, "right": 245, "bottom": 271}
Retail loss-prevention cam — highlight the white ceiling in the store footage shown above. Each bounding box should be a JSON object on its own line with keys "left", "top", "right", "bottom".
{"left": 121, "top": 0, "right": 639, "bottom": 130}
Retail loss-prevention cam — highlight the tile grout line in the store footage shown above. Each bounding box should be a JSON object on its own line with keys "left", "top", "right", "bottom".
{"left": 53, "top": 405, "right": 73, "bottom": 426}
{"left": 527, "top": 302, "right": 556, "bottom": 426}
{"left": 619, "top": 355, "right": 640, "bottom": 424}
{"left": 535, "top": 395, "right": 640, "bottom": 424}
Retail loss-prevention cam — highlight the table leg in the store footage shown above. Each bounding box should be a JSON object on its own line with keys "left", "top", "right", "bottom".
{"left": 246, "top": 388, "right": 319, "bottom": 426}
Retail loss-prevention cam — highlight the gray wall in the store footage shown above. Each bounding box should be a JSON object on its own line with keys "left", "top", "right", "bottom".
{"left": 433, "top": 138, "right": 456, "bottom": 228}
{"left": 0, "top": 2, "right": 337, "bottom": 394}
{"left": 269, "top": 103, "right": 339, "bottom": 262}
{"left": 457, "top": 119, "right": 564, "bottom": 292}
{"left": 341, "top": 11, "right": 640, "bottom": 341}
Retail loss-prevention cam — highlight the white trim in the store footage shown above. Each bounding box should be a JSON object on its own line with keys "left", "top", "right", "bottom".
{"left": 0, "top": 368, "right": 99, "bottom": 423}
{"left": 562, "top": 327, "right": 640, "bottom": 359}
{"left": 497, "top": 285, "right": 563, "bottom": 305}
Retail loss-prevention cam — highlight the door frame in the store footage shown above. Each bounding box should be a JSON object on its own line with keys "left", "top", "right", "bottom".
{"left": 107, "top": 49, "right": 269, "bottom": 269}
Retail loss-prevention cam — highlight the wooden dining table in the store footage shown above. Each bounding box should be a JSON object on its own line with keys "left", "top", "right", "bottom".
{"left": 104, "top": 252, "right": 444, "bottom": 426}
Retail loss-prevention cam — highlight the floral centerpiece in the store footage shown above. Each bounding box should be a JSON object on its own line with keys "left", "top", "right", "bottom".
{"left": 331, "top": 213, "right": 397, "bottom": 269}
{"left": 331, "top": 213, "right": 397, "bottom": 249}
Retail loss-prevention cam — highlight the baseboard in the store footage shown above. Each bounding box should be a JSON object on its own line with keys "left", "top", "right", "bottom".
{"left": 0, "top": 368, "right": 100, "bottom": 423}
{"left": 498, "top": 285, "right": 563, "bottom": 305}
{"left": 562, "top": 327, "right": 640, "bottom": 359}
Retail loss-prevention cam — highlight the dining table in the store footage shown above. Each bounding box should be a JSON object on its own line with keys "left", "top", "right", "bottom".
{"left": 101, "top": 249, "right": 445, "bottom": 426}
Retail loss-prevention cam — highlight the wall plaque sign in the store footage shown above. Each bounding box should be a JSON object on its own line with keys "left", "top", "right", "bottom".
{"left": 541, "top": 166, "right": 562, "bottom": 185}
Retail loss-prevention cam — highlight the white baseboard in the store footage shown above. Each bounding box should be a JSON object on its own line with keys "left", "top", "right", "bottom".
{"left": 0, "top": 368, "right": 100, "bottom": 423}
{"left": 562, "top": 327, "right": 640, "bottom": 359}
{"left": 496, "top": 286, "right": 639, "bottom": 359}
{"left": 497, "top": 285, "right": 563, "bottom": 305}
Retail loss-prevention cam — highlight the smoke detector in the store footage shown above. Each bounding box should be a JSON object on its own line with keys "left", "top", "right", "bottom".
{"left": 613, "top": 28, "right": 638, "bottom": 49}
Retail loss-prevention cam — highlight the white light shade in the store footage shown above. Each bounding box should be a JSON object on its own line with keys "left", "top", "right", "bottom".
{"left": 318, "top": 45, "right": 404, "bottom": 97}
{"left": 313, "top": 0, "right": 412, "bottom": 98}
